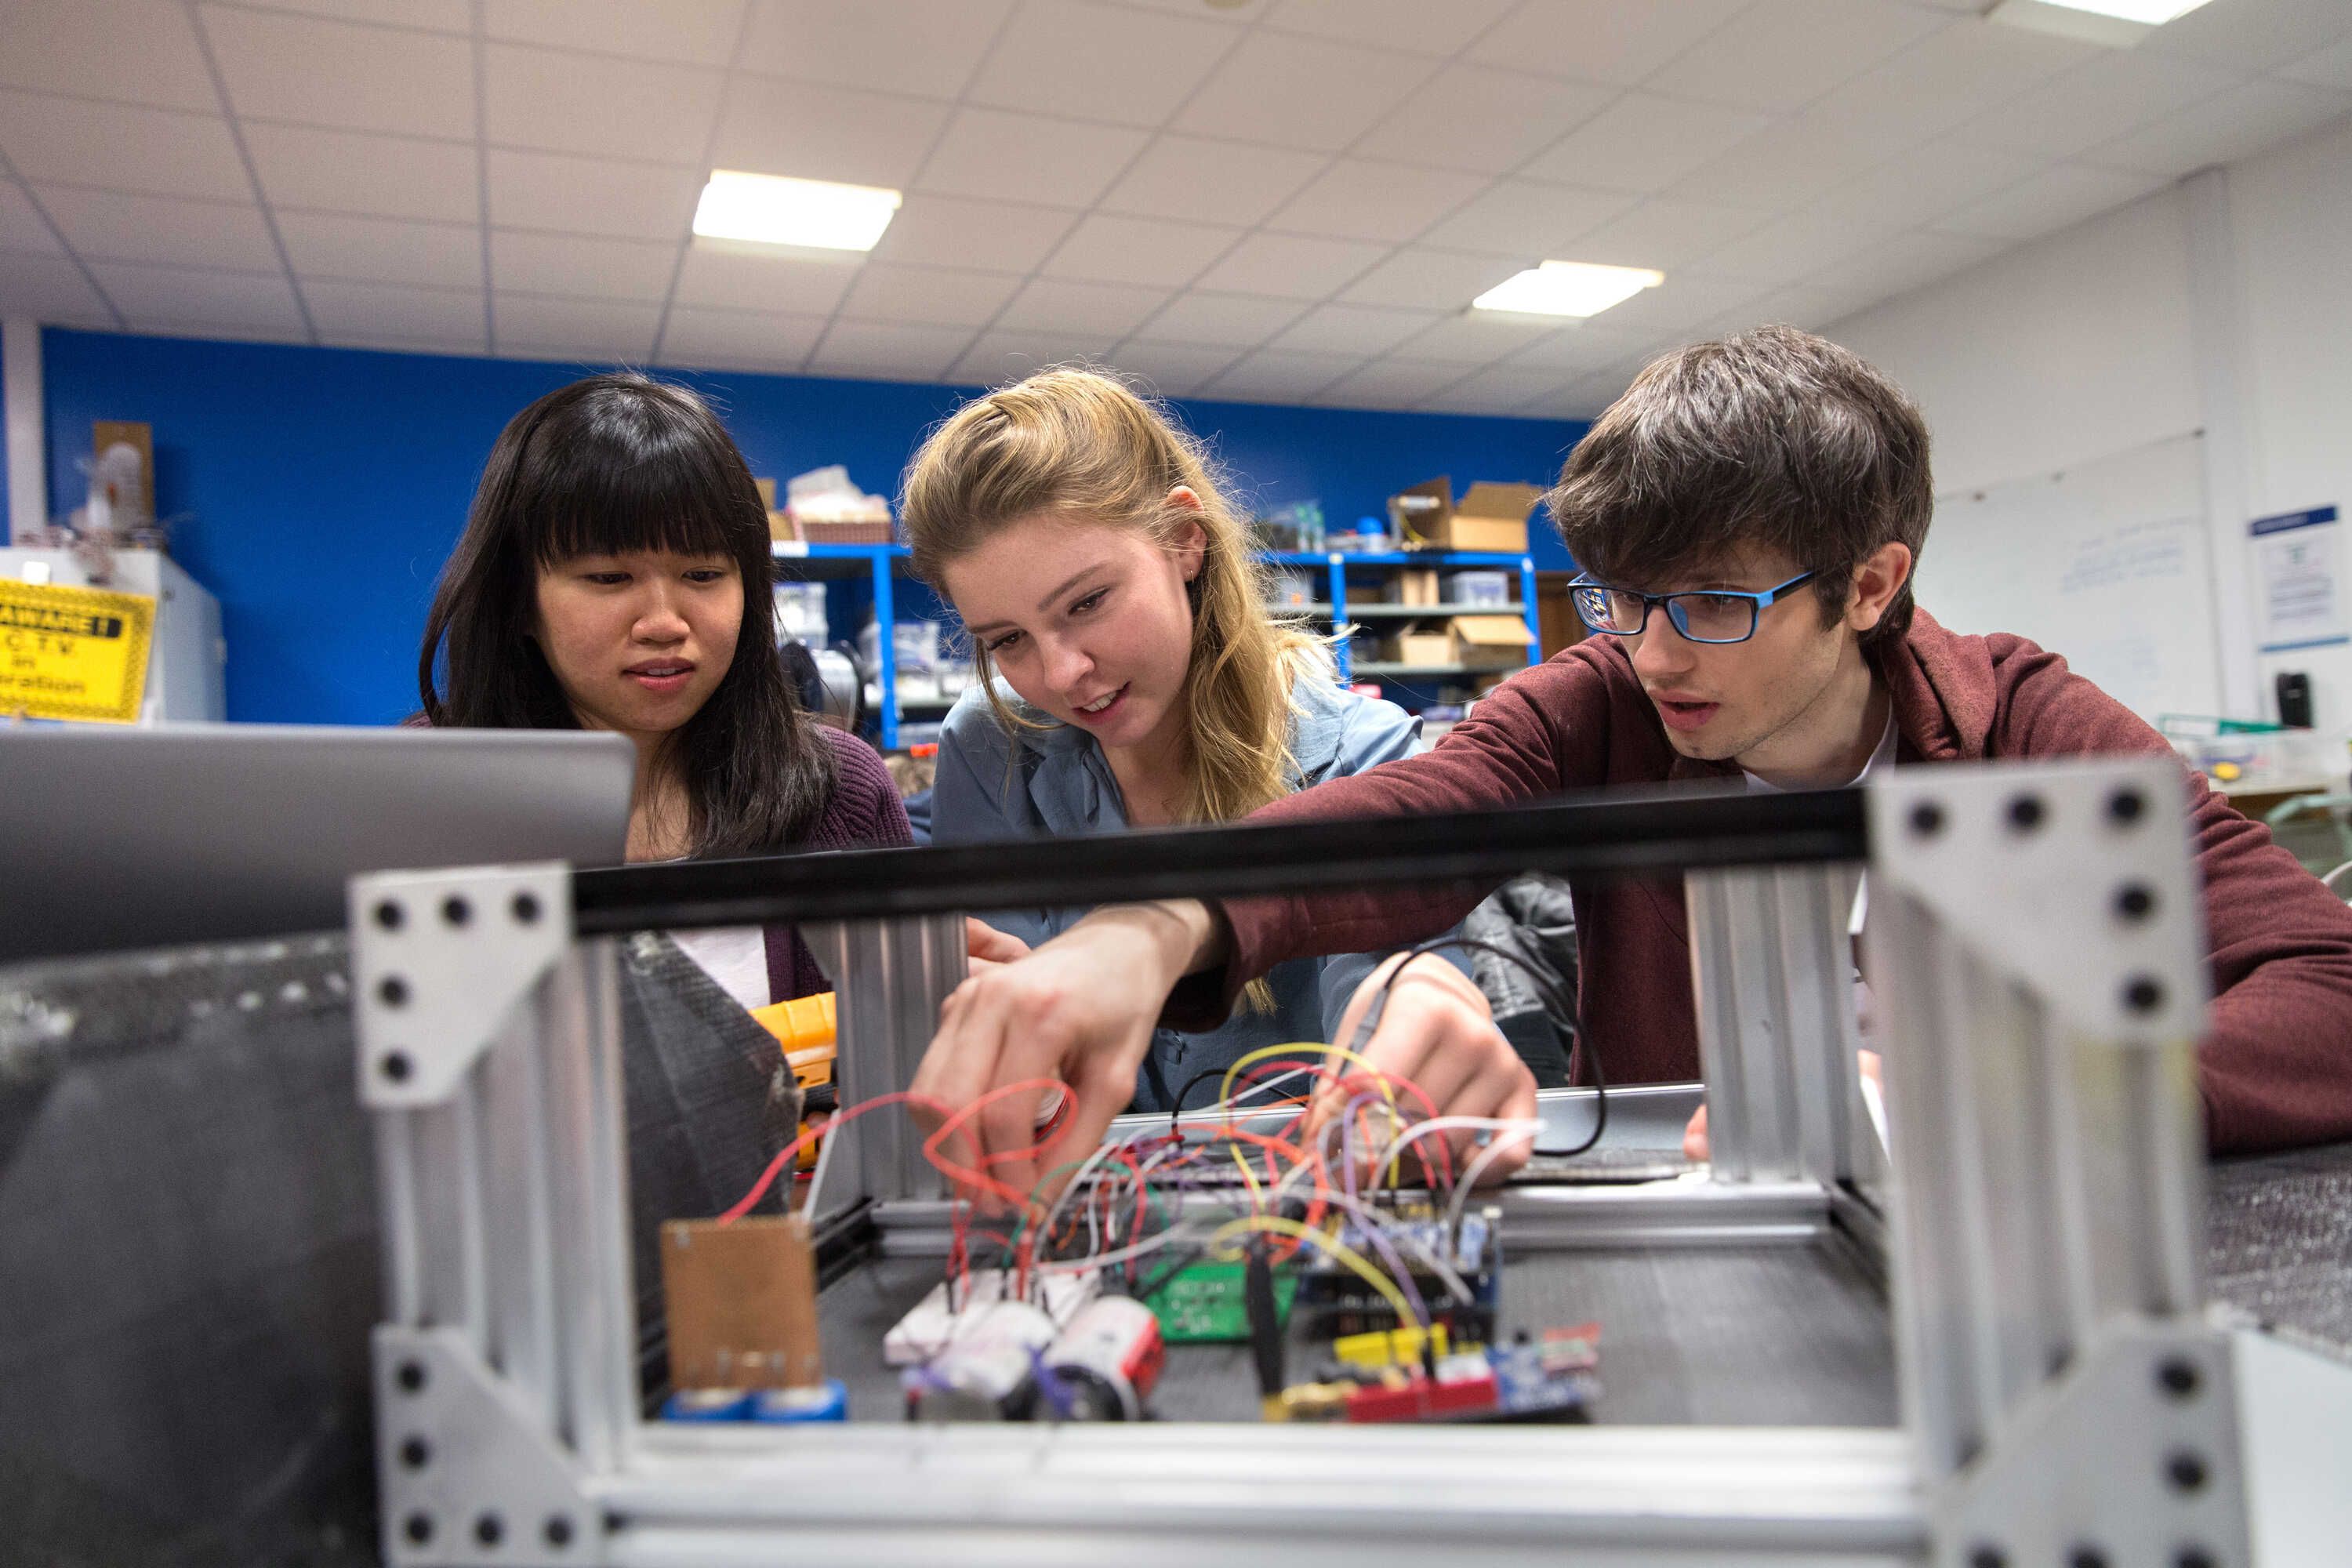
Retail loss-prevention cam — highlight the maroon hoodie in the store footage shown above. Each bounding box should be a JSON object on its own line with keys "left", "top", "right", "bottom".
{"left": 1190, "top": 609, "right": 2352, "bottom": 1154}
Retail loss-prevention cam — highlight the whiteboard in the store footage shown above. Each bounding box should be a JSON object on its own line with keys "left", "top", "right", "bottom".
{"left": 1915, "top": 432, "right": 2218, "bottom": 722}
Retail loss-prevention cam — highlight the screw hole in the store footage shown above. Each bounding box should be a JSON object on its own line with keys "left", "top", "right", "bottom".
{"left": 1910, "top": 800, "right": 1945, "bottom": 837}
{"left": 1969, "top": 1545, "right": 2007, "bottom": 1568}
{"left": 2176, "top": 1547, "right": 2217, "bottom": 1568}
{"left": 512, "top": 891, "right": 541, "bottom": 924}
{"left": 2116, "top": 884, "right": 2157, "bottom": 921}
{"left": 441, "top": 895, "right": 471, "bottom": 927}
{"left": 475, "top": 1513, "right": 505, "bottom": 1548}
{"left": 397, "top": 1436, "right": 429, "bottom": 1470}
{"left": 377, "top": 975, "right": 408, "bottom": 1007}
{"left": 395, "top": 1359, "right": 426, "bottom": 1393}
{"left": 2007, "top": 794, "right": 2045, "bottom": 831}
{"left": 2167, "top": 1450, "right": 2209, "bottom": 1494}
{"left": 2069, "top": 1547, "right": 2110, "bottom": 1568}
{"left": 381, "top": 1051, "right": 413, "bottom": 1083}
{"left": 374, "top": 900, "right": 405, "bottom": 931}
{"left": 2108, "top": 787, "right": 2146, "bottom": 825}
{"left": 403, "top": 1513, "right": 434, "bottom": 1546}
{"left": 544, "top": 1515, "right": 575, "bottom": 1549}
{"left": 2124, "top": 975, "right": 2165, "bottom": 1014}
{"left": 2158, "top": 1357, "right": 2201, "bottom": 1399}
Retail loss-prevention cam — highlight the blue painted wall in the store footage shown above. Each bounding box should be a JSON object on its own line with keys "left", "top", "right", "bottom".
{"left": 38, "top": 326, "right": 1585, "bottom": 724}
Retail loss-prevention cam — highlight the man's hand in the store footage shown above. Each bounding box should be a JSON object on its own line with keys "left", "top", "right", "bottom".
{"left": 964, "top": 917, "right": 1030, "bottom": 970}
{"left": 913, "top": 900, "right": 1221, "bottom": 1212}
{"left": 1316, "top": 953, "right": 1538, "bottom": 1185}
{"left": 1683, "top": 1048, "right": 1881, "bottom": 1161}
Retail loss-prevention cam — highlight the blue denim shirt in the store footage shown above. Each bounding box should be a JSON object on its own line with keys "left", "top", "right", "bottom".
{"left": 932, "top": 674, "right": 1443, "bottom": 1112}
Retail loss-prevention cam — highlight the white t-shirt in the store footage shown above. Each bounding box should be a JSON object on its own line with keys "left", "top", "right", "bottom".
{"left": 669, "top": 924, "right": 770, "bottom": 1012}
{"left": 1740, "top": 710, "right": 1898, "bottom": 795}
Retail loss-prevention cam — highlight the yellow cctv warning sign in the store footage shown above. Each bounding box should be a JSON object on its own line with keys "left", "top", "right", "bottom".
{"left": 0, "top": 579, "right": 154, "bottom": 723}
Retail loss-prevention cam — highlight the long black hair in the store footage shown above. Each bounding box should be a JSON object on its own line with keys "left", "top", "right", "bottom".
{"left": 419, "top": 372, "right": 834, "bottom": 854}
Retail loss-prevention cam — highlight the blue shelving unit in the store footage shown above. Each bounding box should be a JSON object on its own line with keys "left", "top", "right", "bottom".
{"left": 778, "top": 542, "right": 1544, "bottom": 750}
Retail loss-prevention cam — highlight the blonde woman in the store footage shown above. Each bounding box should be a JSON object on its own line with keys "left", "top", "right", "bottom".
{"left": 903, "top": 368, "right": 1459, "bottom": 1112}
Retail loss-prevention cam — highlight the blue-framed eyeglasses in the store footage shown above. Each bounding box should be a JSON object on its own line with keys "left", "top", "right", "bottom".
{"left": 1570, "top": 570, "right": 1819, "bottom": 645}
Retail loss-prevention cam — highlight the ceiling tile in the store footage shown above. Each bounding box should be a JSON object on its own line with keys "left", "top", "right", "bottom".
{"left": 1193, "top": 232, "right": 1388, "bottom": 299}
{"left": 1386, "top": 310, "right": 1563, "bottom": 365}
{"left": 1665, "top": 112, "right": 1892, "bottom": 210}
{"left": 1105, "top": 340, "right": 1243, "bottom": 395}
{"left": 1314, "top": 358, "right": 1468, "bottom": 410}
{"left": 1805, "top": 139, "right": 2038, "bottom": 234}
{"left": 966, "top": 1, "right": 1236, "bottom": 126}
{"left": 1533, "top": 273, "right": 1767, "bottom": 339}
{"left": 1100, "top": 136, "right": 1326, "bottom": 226}
{"left": 201, "top": 5, "right": 474, "bottom": 139}
{"left": 917, "top": 108, "right": 1151, "bottom": 206}
{"left": 1706, "top": 281, "right": 1879, "bottom": 335}
{"left": 484, "top": 42, "right": 720, "bottom": 164}
{"left": 490, "top": 229, "right": 678, "bottom": 300}
{"left": 867, "top": 194, "right": 1077, "bottom": 273}
{"left": 673, "top": 240, "right": 861, "bottom": 314}
{"left": 1174, "top": 32, "right": 1434, "bottom": 153}
{"left": 1521, "top": 93, "right": 1773, "bottom": 194}
{"left": 36, "top": 187, "right": 278, "bottom": 271}
{"left": 839, "top": 263, "right": 1022, "bottom": 328}
{"left": 0, "top": 0, "right": 216, "bottom": 112}
{"left": 1495, "top": 325, "right": 1652, "bottom": 378}
{"left": 2085, "top": 78, "right": 2352, "bottom": 178}
{"left": 808, "top": 319, "right": 974, "bottom": 381}
{"left": 1350, "top": 66, "right": 1617, "bottom": 175}
{"left": 0, "top": 92, "right": 249, "bottom": 201}
{"left": 1201, "top": 349, "right": 1363, "bottom": 404}
{"left": 329, "top": 332, "right": 490, "bottom": 358}
{"left": 244, "top": 1, "right": 470, "bottom": 29}
{"left": 1264, "top": 0, "right": 1520, "bottom": 57}
{"left": 1803, "top": 227, "right": 2004, "bottom": 301}
{"left": 1268, "top": 303, "right": 1445, "bottom": 357}
{"left": 0, "top": 253, "right": 112, "bottom": 323}
{"left": 2279, "top": 34, "right": 2352, "bottom": 92}
{"left": 2139, "top": 0, "right": 2352, "bottom": 77}
{"left": 1569, "top": 198, "right": 1773, "bottom": 270}
{"left": 248, "top": 123, "right": 479, "bottom": 223}
{"left": 1643, "top": 0, "right": 1947, "bottom": 114}
{"left": 953, "top": 328, "right": 1123, "bottom": 385}
{"left": 656, "top": 304, "right": 828, "bottom": 372}
{"left": 1337, "top": 247, "right": 1523, "bottom": 310}
{"left": 484, "top": 149, "right": 696, "bottom": 241}
{"left": 740, "top": 0, "right": 1013, "bottom": 99}
{"left": 494, "top": 294, "right": 662, "bottom": 359}
{"left": 1417, "top": 179, "right": 1636, "bottom": 258}
{"left": 88, "top": 260, "right": 306, "bottom": 334}
{"left": 1929, "top": 162, "right": 2169, "bottom": 243}
{"left": 1466, "top": 0, "right": 1750, "bottom": 88}
{"left": 996, "top": 277, "right": 1171, "bottom": 336}
{"left": 1950, "top": 48, "right": 2241, "bottom": 162}
{"left": 1798, "top": 21, "right": 2098, "bottom": 154}
{"left": 0, "top": 181, "right": 64, "bottom": 256}
{"left": 1685, "top": 208, "right": 1902, "bottom": 286}
{"left": 1043, "top": 213, "right": 1243, "bottom": 289}
{"left": 1419, "top": 363, "right": 1565, "bottom": 416}
{"left": 303, "top": 278, "right": 484, "bottom": 342}
{"left": 1268, "top": 161, "right": 1486, "bottom": 245}
{"left": 485, "top": 0, "right": 746, "bottom": 67}
{"left": 1550, "top": 365, "right": 1635, "bottom": 417}
{"left": 277, "top": 210, "right": 482, "bottom": 288}
{"left": 712, "top": 79, "right": 951, "bottom": 189}
{"left": 1134, "top": 290, "right": 1308, "bottom": 348}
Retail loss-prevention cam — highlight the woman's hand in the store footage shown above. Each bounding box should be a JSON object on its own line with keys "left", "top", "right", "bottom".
{"left": 1316, "top": 953, "right": 1538, "bottom": 1185}
{"left": 964, "top": 917, "right": 1031, "bottom": 970}
{"left": 913, "top": 900, "right": 1220, "bottom": 1212}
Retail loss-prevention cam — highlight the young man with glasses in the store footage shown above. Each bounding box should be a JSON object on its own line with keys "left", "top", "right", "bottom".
{"left": 913, "top": 325, "right": 2352, "bottom": 1203}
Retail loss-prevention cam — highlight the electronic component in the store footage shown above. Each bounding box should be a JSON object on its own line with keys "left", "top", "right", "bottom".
{"left": 1296, "top": 1207, "right": 1500, "bottom": 1339}
{"left": 882, "top": 1267, "right": 1099, "bottom": 1367}
{"left": 1040, "top": 1297, "right": 1165, "bottom": 1421}
{"left": 1265, "top": 1324, "right": 1600, "bottom": 1426}
{"left": 1140, "top": 1256, "right": 1298, "bottom": 1342}
{"left": 1331, "top": 1323, "right": 1451, "bottom": 1368}
{"left": 902, "top": 1301, "right": 1058, "bottom": 1421}
{"left": 659, "top": 1215, "right": 823, "bottom": 1392}
{"left": 659, "top": 1388, "right": 753, "bottom": 1422}
{"left": 748, "top": 1379, "right": 849, "bottom": 1423}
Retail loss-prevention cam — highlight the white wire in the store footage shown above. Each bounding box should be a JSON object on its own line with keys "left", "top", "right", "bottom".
{"left": 1360, "top": 1115, "right": 1542, "bottom": 1185}
{"left": 1445, "top": 1124, "right": 1540, "bottom": 1236}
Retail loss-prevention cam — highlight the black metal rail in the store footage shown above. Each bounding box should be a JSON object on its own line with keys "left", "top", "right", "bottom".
{"left": 572, "top": 782, "right": 1867, "bottom": 933}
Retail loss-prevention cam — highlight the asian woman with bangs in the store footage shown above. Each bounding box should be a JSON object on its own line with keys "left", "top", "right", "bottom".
{"left": 419, "top": 371, "right": 910, "bottom": 1008}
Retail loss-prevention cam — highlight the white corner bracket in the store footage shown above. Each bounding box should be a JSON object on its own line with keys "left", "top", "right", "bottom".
{"left": 351, "top": 863, "right": 575, "bottom": 1109}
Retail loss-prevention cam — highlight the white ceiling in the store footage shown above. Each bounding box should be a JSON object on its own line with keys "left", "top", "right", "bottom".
{"left": 2, "top": 0, "right": 2348, "bottom": 418}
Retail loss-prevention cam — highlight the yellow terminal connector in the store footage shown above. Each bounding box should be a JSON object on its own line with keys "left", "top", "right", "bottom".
{"left": 1331, "top": 1323, "right": 1451, "bottom": 1369}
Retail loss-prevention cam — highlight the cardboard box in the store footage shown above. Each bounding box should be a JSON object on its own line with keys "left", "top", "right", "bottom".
{"left": 1383, "top": 568, "right": 1441, "bottom": 606}
{"left": 1388, "top": 477, "right": 1543, "bottom": 554}
{"left": 1385, "top": 629, "right": 1456, "bottom": 666}
{"left": 1451, "top": 613, "right": 1534, "bottom": 670}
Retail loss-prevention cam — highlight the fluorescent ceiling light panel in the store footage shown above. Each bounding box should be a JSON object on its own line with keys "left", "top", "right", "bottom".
{"left": 1986, "top": 0, "right": 2216, "bottom": 48}
{"left": 692, "top": 171, "right": 902, "bottom": 252}
{"left": 1472, "top": 260, "right": 1664, "bottom": 318}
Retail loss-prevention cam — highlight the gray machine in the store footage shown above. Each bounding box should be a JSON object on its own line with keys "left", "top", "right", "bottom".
{"left": 347, "top": 755, "right": 2346, "bottom": 1566}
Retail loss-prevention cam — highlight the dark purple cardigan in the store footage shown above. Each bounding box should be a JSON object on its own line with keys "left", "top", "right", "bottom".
{"left": 763, "top": 724, "right": 915, "bottom": 1001}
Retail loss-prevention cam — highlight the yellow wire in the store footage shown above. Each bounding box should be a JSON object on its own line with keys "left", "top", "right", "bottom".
{"left": 1203, "top": 1214, "right": 1421, "bottom": 1329}
{"left": 1218, "top": 1041, "right": 1412, "bottom": 1189}
{"left": 1229, "top": 1145, "right": 1264, "bottom": 1210}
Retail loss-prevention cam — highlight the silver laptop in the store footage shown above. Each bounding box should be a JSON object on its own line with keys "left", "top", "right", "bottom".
{"left": 0, "top": 724, "right": 633, "bottom": 963}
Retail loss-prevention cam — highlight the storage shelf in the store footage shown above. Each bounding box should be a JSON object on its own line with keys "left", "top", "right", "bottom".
{"left": 1350, "top": 661, "right": 1514, "bottom": 677}
{"left": 1304, "top": 601, "right": 1526, "bottom": 619}
{"left": 1263, "top": 548, "right": 1528, "bottom": 568}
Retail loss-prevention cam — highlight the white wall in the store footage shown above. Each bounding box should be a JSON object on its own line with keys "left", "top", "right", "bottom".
{"left": 1831, "top": 110, "right": 2352, "bottom": 738}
